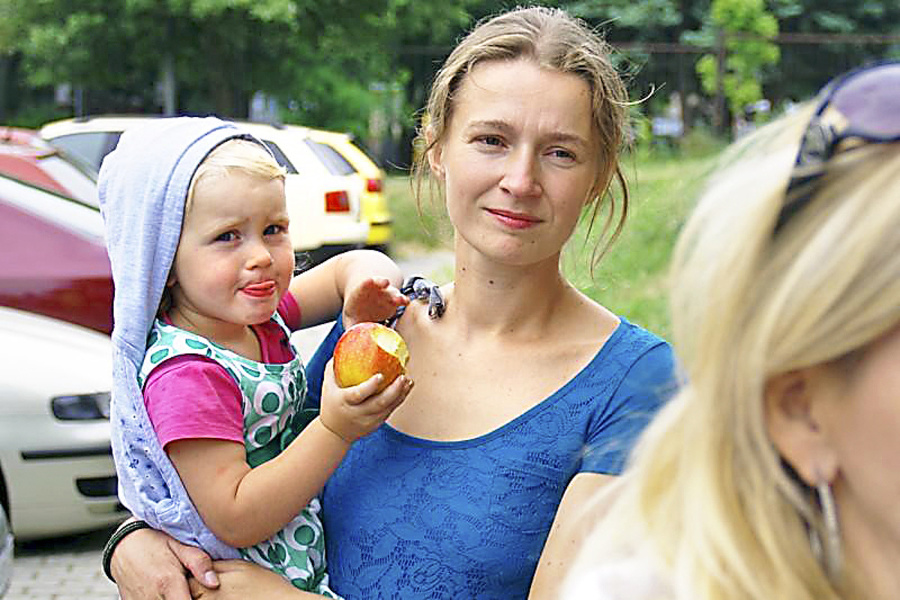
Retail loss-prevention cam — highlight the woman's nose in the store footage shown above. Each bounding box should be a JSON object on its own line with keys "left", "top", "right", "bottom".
{"left": 500, "top": 149, "right": 542, "bottom": 197}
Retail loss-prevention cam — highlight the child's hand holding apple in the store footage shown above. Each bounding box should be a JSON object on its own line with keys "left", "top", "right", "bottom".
{"left": 318, "top": 323, "right": 412, "bottom": 444}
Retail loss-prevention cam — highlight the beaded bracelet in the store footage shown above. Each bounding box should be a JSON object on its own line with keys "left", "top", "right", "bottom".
{"left": 101, "top": 519, "right": 152, "bottom": 582}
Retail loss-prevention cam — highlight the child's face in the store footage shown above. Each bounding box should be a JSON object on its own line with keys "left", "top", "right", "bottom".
{"left": 168, "top": 170, "right": 293, "bottom": 337}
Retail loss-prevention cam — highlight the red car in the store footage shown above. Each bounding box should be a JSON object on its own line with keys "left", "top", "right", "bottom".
{"left": 0, "top": 128, "right": 112, "bottom": 335}
{"left": 0, "top": 127, "right": 98, "bottom": 207}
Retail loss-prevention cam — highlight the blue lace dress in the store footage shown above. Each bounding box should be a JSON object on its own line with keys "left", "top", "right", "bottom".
{"left": 303, "top": 316, "right": 676, "bottom": 599}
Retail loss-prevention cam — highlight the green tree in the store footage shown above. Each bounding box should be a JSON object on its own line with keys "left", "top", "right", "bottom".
{"left": 285, "top": 0, "right": 477, "bottom": 141}
{"left": 691, "top": 0, "right": 779, "bottom": 124}
{"left": 0, "top": 0, "right": 481, "bottom": 149}
{"left": 0, "top": 0, "right": 316, "bottom": 116}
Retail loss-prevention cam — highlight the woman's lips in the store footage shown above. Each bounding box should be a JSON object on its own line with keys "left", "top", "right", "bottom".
{"left": 241, "top": 281, "right": 277, "bottom": 297}
{"left": 486, "top": 208, "right": 541, "bottom": 230}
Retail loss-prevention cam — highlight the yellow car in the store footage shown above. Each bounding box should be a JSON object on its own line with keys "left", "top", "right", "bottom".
{"left": 306, "top": 128, "right": 393, "bottom": 252}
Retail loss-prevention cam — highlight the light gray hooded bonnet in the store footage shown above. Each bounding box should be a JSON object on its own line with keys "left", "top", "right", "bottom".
{"left": 98, "top": 116, "right": 252, "bottom": 558}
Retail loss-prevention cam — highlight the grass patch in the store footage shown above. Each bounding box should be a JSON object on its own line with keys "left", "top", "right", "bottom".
{"left": 385, "top": 147, "right": 723, "bottom": 339}
{"left": 565, "top": 151, "right": 720, "bottom": 339}
{"left": 384, "top": 177, "right": 453, "bottom": 254}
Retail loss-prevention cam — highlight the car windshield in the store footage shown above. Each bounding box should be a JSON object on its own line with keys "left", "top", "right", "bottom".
{"left": 304, "top": 140, "right": 356, "bottom": 176}
{"left": 260, "top": 140, "right": 299, "bottom": 174}
{"left": 49, "top": 131, "right": 122, "bottom": 173}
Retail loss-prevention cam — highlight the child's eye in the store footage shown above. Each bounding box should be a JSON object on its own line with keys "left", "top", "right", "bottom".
{"left": 214, "top": 231, "right": 237, "bottom": 243}
{"left": 264, "top": 223, "right": 288, "bottom": 236}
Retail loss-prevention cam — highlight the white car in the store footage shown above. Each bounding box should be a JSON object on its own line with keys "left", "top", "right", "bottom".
{"left": 0, "top": 306, "right": 124, "bottom": 540}
{"left": 40, "top": 116, "right": 370, "bottom": 264}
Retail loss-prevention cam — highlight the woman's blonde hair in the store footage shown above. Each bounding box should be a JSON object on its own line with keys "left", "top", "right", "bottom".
{"left": 411, "top": 5, "right": 630, "bottom": 267}
{"left": 159, "top": 138, "right": 286, "bottom": 315}
{"left": 569, "top": 105, "right": 900, "bottom": 600}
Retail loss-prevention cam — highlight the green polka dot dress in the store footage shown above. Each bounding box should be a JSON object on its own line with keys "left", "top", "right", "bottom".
{"left": 139, "top": 316, "right": 340, "bottom": 598}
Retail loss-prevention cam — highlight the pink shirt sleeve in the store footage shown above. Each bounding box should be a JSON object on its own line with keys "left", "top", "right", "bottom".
{"left": 143, "top": 356, "right": 245, "bottom": 448}
{"left": 280, "top": 290, "right": 301, "bottom": 330}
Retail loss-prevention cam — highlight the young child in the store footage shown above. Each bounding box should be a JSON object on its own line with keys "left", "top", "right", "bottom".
{"left": 98, "top": 116, "right": 413, "bottom": 597}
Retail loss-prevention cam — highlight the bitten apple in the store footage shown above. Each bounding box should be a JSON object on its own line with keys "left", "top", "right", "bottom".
{"left": 333, "top": 322, "right": 410, "bottom": 392}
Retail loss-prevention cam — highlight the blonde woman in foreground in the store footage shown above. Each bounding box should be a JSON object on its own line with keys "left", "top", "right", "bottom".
{"left": 564, "top": 61, "right": 900, "bottom": 600}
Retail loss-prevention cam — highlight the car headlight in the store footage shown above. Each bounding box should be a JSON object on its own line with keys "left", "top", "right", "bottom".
{"left": 51, "top": 392, "right": 111, "bottom": 420}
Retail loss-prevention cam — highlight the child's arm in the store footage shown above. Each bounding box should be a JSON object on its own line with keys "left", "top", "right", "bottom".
{"left": 288, "top": 249, "right": 408, "bottom": 328}
{"left": 166, "top": 368, "right": 410, "bottom": 548}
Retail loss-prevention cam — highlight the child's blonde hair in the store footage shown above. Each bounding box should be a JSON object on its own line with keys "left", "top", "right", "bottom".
{"left": 569, "top": 104, "right": 900, "bottom": 600}
{"left": 186, "top": 138, "right": 286, "bottom": 212}
{"left": 159, "top": 138, "right": 287, "bottom": 315}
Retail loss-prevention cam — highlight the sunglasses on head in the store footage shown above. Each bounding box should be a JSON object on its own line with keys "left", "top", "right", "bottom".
{"left": 775, "top": 61, "right": 900, "bottom": 233}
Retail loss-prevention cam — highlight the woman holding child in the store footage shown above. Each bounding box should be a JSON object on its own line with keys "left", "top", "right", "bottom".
{"left": 105, "top": 7, "right": 676, "bottom": 599}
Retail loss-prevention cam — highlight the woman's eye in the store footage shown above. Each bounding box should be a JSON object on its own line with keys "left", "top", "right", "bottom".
{"left": 476, "top": 135, "right": 505, "bottom": 148}
{"left": 549, "top": 148, "right": 576, "bottom": 161}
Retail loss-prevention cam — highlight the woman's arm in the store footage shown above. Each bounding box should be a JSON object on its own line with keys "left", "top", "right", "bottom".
{"left": 189, "top": 560, "right": 320, "bottom": 599}
{"left": 109, "top": 526, "right": 319, "bottom": 600}
{"left": 529, "top": 472, "right": 617, "bottom": 599}
{"left": 289, "top": 249, "right": 406, "bottom": 328}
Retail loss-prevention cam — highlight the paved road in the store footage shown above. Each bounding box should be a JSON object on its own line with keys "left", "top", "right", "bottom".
{"left": 7, "top": 249, "right": 454, "bottom": 599}
{"left": 7, "top": 527, "right": 119, "bottom": 600}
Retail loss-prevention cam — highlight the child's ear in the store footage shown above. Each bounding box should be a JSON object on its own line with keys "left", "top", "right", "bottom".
{"left": 764, "top": 368, "right": 839, "bottom": 485}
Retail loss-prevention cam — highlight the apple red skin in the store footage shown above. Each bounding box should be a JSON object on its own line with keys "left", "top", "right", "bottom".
{"left": 333, "top": 322, "right": 408, "bottom": 392}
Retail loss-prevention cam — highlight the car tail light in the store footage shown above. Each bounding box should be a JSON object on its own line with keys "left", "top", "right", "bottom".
{"left": 325, "top": 190, "right": 350, "bottom": 212}
{"left": 366, "top": 178, "right": 383, "bottom": 193}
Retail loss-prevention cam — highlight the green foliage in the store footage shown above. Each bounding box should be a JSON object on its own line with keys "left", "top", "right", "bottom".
{"left": 568, "top": 0, "right": 683, "bottom": 28}
{"left": 2, "top": 97, "right": 71, "bottom": 128}
{"left": 0, "top": 0, "right": 484, "bottom": 140}
{"left": 0, "top": 0, "right": 309, "bottom": 113}
{"left": 281, "top": 66, "right": 388, "bottom": 141}
{"left": 693, "top": 0, "right": 780, "bottom": 116}
{"left": 678, "top": 125, "right": 725, "bottom": 156}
